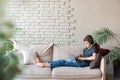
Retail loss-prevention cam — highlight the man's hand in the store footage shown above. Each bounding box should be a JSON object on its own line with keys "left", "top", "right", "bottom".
{"left": 78, "top": 57, "right": 84, "bottom": 61}
{"left": 77, "top": 53, "right": 97, "bottom": 61}
{"left": 75, "top": 55, "right": 83, "bottom": 61}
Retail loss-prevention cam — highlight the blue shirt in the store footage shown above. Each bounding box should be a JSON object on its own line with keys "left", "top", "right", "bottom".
{"left": 83, "top": 45, "right": 98, "bottom": 57}
{"left": 82, "top": 45, "right": 99, "bottom": 65}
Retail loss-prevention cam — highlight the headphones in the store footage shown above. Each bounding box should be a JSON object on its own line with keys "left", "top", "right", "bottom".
{"left": 89, "top": 38, "right": 94, "bottom": 44}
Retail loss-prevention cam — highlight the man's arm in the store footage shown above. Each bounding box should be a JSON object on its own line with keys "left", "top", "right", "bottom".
{"left": 78, "top": 53, "right": 97, "bottom": 61}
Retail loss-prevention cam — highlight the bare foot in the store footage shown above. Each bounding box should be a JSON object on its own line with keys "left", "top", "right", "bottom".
{"left": 34, "top": 55, "right": 42, "bottom": 63}
{"left": 35, "top": 63, "right": 44, "bottom": 67}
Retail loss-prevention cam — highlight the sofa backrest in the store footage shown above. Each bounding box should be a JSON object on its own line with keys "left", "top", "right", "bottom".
{"left": 53, "top": 45, "right": 84, "bottom": 61}
{"left": 14, "top": 42, "right": 54, "bottom": 64}
{"left": 14, "top": 42, "right": 84, "bottom": 64}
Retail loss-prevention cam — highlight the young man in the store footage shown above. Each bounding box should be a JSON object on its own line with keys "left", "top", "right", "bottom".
{"left": 35, "top": 35, "right": 98, "bottom": 69}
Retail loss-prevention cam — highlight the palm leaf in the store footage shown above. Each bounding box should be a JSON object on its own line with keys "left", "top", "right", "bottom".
{"left": 93, "top": 27, "right": 116, "bottom": 45}
{"left": 93, "top": 27, "right": 120, "bottom": 66}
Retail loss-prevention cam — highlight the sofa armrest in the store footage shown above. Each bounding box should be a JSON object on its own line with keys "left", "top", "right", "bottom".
{"left": 100, "top": 57, "right": 106, "bottom": 80}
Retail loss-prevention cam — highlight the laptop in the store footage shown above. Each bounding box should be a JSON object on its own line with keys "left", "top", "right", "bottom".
{"left": 68, "top": 52, "right": 76, "bottom": 62}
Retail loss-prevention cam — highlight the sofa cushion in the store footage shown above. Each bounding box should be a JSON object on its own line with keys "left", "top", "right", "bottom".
{"left": 99, "top": 48, "right": 110, "bottom": 56}
{"left": 13, "top": 49, "right": 34, "bottom": 64}
{"left": 89, "top": 53, "right": 102, "bottom": 69}
{"left": 22, "top": 50, "right": 35, "bottom": 64}
{"left": 13, "top": 41, "right": 34, "bottom": 64}
{"left": 94, "top": 43, "right": 110, "bottom": 56}
{"left": 52, "top": 67, "right": 102, "bottom": 79}
{"left": 31, "top": 43, "right": 54, "bottom": 62}
{"left": 15, "top": 65, "right": 51, "bottom": 79}
{"left": 53, "top": 45, "right": 84, "bottom": 61}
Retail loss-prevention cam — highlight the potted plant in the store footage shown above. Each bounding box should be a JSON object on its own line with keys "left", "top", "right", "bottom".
{"left": 0, "top": 21, "right": 21, "bottom": 80}
{"left": 92, "top": 27, "right": 120, "bottom": 78}
{"left": 0, "top": 1, "right": 20, "bottom": 80}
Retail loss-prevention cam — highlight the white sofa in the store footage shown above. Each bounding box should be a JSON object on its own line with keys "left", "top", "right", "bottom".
{"left": 13, "top": 43, "right": 106, "bottom": 80}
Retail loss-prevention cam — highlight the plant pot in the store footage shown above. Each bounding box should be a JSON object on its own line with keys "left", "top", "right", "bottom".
{"left": 113, "top": 59, "right": 120, "bottom": 78}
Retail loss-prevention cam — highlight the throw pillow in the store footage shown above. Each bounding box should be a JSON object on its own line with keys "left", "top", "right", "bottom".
{"left": 21, "top": 50, "right": 35, "bottom": 64}
{"left": 31, "top": 43, "right": 54, "bottom": 62}
{"left": 99, "top": 48, "right": 110, "bottom": 56}
{"left": 94, "top": 43, "right": 110, "bottom": 56}
{"left": 89, "top": 53, "right": 102, "bottom": 69}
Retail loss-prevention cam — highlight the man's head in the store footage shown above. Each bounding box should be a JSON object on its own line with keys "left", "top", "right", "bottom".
{"left": 84, "top": 35, "right": 94, "bottom": 48}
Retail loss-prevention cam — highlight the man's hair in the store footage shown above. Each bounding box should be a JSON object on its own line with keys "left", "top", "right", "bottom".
{"left": 84, "top": 35, "right": 94, "bottom": 44}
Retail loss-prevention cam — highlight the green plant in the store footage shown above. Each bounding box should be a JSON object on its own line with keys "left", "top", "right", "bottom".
{"left": 92, "top": 27, "right": 120, "bottom": 66}
{"left": 0, "top": 21, "right": 21, "bottom": 80}
{"left": 0, "top": 0, "right": 20, "bottom": 80}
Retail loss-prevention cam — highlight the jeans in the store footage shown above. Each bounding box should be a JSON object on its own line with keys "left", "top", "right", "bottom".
{"left": 48, "top": 59, "right": 89, "bottom": 69}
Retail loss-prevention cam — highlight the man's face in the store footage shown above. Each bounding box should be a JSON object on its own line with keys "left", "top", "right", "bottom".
{"left": 84, "top": 41, "right": 91, "bottom": 48}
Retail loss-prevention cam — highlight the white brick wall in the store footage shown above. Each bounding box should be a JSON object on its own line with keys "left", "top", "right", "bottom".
{"left": 6, "top": 0, "right": 75, "bottom": 45}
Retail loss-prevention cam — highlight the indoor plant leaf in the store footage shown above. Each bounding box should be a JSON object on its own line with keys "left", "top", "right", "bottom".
{"left": 93, "top": 27, "right": 120, "bottom": 65}
{"left": 93, "top": 27, "right": 115, "bottom": 45}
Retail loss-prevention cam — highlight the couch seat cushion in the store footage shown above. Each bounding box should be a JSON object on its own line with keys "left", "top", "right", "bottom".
{"left": 16, "top": 65, "right": 51, "bottom": 79}
{"left": 52, "top": 67, "right": 102, "bottom": 79}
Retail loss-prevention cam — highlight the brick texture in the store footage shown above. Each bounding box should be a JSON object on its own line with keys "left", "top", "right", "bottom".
{"left": 6, "top": 0, "right": 75, "bottom": 45}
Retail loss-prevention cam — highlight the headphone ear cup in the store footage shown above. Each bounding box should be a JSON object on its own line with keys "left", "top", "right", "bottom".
{"left": 90, "top": 38, "right": 94, "bottom": 44}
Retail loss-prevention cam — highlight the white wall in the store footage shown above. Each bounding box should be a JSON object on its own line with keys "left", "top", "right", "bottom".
{"left": 6, "top": 0, "right": 120, "bottom": 48}
{"left": 6, "top": 0, "right": 75, "bottom": 45}
{"left": 71, "top": 0, "right": 120, "bottom": 48}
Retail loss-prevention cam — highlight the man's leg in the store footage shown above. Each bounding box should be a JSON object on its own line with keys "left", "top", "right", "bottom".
{"left": 36, "top": 59, "right": 81, "bottom": 68}
{"left": 35, "top": 59, "right": 66, "bottom": 68}
{"left": 64, "top": 60, "right": 80, "bottom": 67}
{"left": 48, "top": 59, "right": 66, "bottom": 68}
{"left": 49, "top": 59, "right": 80, "bottom": 68}
{"left": 78, "top": 61, "right": 89, "bottom": 67}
